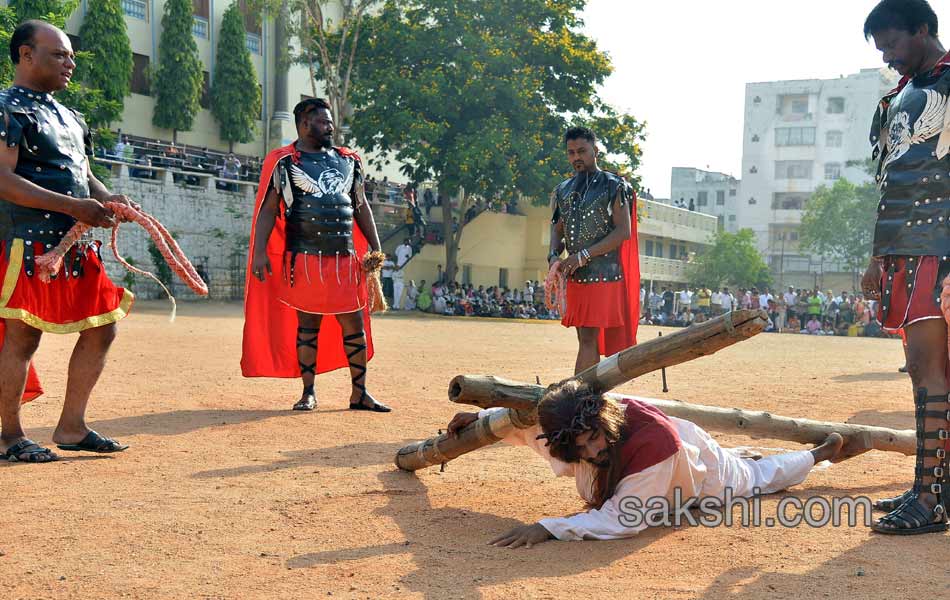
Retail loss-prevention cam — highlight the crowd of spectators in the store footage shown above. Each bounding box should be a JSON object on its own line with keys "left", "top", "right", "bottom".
{"left": 380, "top": 264, "right": 559, "bottom": 321}
{"left": 641, "top": 285, "right": 890, "bottom": 337}
{"left": 102, "top": 131, "right": 263, "bottom": 189}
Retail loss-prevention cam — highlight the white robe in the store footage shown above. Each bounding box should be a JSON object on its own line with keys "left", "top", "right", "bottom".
{"left": 480, "top": 407, "right": 815, "bottom": 541}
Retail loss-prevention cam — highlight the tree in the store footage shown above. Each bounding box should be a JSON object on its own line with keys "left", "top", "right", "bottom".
{"left": 151, "top": 0, "right": 203, "bottom": 142}
{"left": 291, "top": 0, "right": 376, "bottom": 146}
{"left": 799, "top": 177, "right": 878, "bottom": 290}
{"left": 348, "top": 0, "right": 645, "bottom": 282}
{"left": 0, "top": 0, "right": 119, "bottom": 166}
{"left": 212, "top": 2, "right": 262, "bottom": 151}
{"left": 77, "top": 0, "right": 132, "bottom": 126}
{"left": 687, "top": 229, "right": 772, "bottom": 290}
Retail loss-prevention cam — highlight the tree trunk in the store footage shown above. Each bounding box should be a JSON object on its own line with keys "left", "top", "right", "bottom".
{"left": 442, "top": 187, "right": 459, "bottom": 283}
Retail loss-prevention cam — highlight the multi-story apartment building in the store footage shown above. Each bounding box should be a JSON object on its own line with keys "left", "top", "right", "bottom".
{"left": 670, "top": 167, "right": 740, "bottom": 233}
{"left": 738, "top": 68, "right": 897, "bottom": 289}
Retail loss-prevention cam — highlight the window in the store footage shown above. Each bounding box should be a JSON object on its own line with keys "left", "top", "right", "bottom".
{"left": 645, "top": 240, "right": 654, "bottom": 256}
{"left": 827, "top": 97, "right": 845, "bottom": 114}
{"left": 729, "top": 188, "right": 737, "bottom": 197}
{"left": 193, "top": 0, "right": 209, "bottom": 37}
{"left": 826, "top": 130, "right": 843, "bottom": 147}
{"left": 199, "top": 71, "right": 211, "bottom": 109}
{"left": 728, "top": 214, "right": 737, "bottom": 222}
{"left": 498, "top": 268, "right": 508, "bottom": 288}
{"left": 462, "top": 265, "right": 472, "bottom": 285}
{"left": 697, "top": 191, "right": 708, "bottom": 206}
{"left": 655, "top": 242, "right": 663, "bottom": 258}
{"left": 825, "top": 162, "right": 842, "bottom": 180}
{"left": 122, "top": 0, "right": 148, "bottom": 20}
{"left": 246, "top": 32, "right": 261, "bottom": 54}
{"left": 775, "top": 127, "right": 816, "bottom": 146}
{"left": 777, "top": 94, "right": 809, "bottom": 116}
{"left": 716, "top": 190, "right": 725, "bottom": 206}
{"left": 749, "top": 166, "right": 758, "bottom": 174}
{"left": 239, "top": 0, "right": 263, "bottom": 54}
{"left": 753, "top": 96, "right": 762, "bottom": 104}
{"left": 751, "top": 134, "right": 760, "bottom": 142}
{"left": 774, "top": 160, "right": 813, "bottom": 179}
{"left": 130, "top": 53, "right": 150, "bottom": 95}
{"left": 748, "top": 197, "right": 757, "bottom": 205}
{"left": 772, "top": 192, "right": 809, "bottom": 210}
{"left": 668, "top": 243, "right": 678, "bottom": 258}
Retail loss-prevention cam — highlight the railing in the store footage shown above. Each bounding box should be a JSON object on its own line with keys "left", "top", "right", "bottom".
{"left": 639, "top": 255, "right": 689, "bottom": 282}
{"left": 121, "top": 0, "right": 147, "bottom": 20}
{"left": 639, "top": 199, "right": 718, "bottom": 234}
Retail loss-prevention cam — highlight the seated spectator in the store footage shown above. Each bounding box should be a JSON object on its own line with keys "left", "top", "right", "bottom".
{"left": 803, "top": 315, "right": 821, "bottom": 335}
{"left": 417, "top": 283, "right": 432, "bottom": 312}
{"left": 786, "top": 314, "right": 801, "bottom": 333}
{"left": 821, "top": 320, "right": 835, "bottom": 336}
{"left": 404, "top": 280, "right": 419, "bottom": 311}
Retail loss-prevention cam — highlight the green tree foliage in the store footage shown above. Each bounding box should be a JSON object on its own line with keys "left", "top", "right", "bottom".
{"left": 77, "top": 0, "right": 132, "bottom": 125}
{"left": 212, "top": 2, "right": 261, "bottom": 151}
{"left": 348, "top": 0, "right": 645, "bottom": 281}
{"left": 687, "top": 229, "right": 773, "bottom": 290}
{"left": 799, "top": 178, "right": 878, "bottom": 278}
{"left": 0, "top": 0, "right": 119, "bottom": 174}
{"left": 151, "top": 0, "right": 203, "bottom": 141}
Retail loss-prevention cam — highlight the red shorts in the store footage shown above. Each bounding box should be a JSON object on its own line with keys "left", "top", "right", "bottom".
{"left": 277, "top": 252, "right": 366, "bottom": 314}
{"left": 0, "top": 239, "right": 133, "bottom": 333}
{"left": 878, "top": 255, "right": 944, "bottom": 332}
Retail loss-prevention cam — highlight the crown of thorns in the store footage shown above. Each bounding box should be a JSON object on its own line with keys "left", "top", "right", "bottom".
{"left": 536, "top": 394, "right": 604, "bottom": 447}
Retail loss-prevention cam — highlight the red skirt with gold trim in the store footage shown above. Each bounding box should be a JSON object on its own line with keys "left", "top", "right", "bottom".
{"left": 0, "top": 238, "right": 134, "bottom": 403}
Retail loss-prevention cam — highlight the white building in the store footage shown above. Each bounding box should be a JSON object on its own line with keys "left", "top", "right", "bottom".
{"left": 737, "top": 68, "right": 897, "bottom": 289}
{"left": 670, "top": 167, "right": 740, "bottom": 232}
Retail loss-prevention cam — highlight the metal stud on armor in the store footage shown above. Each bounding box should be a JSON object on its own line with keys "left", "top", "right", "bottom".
{"left": 552, "top": 170, "right": 632, "bottom": 283}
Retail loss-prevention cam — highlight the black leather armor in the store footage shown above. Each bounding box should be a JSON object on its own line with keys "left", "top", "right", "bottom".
{"left": 0, "top": 86, "right": 93, "bottom": 277}
{"left": 552, "top": 170, "right": 631, "bottom": 283}
{"left": 871, "top": 68, "right": 950, "bottom": 258}
{"left": 272, "top": 148, "right": 361, "bottom": 256}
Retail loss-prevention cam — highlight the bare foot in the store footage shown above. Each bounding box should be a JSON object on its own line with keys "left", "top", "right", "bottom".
{"left": 810, "top": 432, "right": 844, "bottom": 463}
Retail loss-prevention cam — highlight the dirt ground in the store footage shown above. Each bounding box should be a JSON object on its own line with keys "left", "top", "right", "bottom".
{"left": 2, "top": 301, "right": 949, "bottom": 599}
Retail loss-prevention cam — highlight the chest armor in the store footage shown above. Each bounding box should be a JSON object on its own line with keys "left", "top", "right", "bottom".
{"left": 0, "top": 86, "right": 90, "bottom": 246}
{"left": 872, "top": 70, "right": 950, "bottom": 257}
{"left": 274, "top": 149, "right": 356, "bottom": 255}
{"left": 553, "top": 171, "right": 628, "bottom": 283}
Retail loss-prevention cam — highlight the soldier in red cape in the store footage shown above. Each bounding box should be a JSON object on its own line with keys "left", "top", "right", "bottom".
{"left": 242, "top": 98, "right": 390, "bottom": 413}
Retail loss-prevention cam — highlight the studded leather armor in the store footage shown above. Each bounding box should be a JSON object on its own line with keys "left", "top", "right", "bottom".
{"left": 272, "top": 148, "right": 361, "bottom": 256}
{"left": 871, "top": 68, "right": 950, "bottom": 258}
{"left": 552, "top": 170, "right": 631, "bottom": 283}
{"left": 0, "top": 86, "right": 94, "bottom": 278}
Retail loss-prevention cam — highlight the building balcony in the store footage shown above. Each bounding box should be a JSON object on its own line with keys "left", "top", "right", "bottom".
{"left": 637, "top": 199, "right": 718, "bottom": 245}
{"left": 639, "top": 255, "right": 689, "bottom": 283}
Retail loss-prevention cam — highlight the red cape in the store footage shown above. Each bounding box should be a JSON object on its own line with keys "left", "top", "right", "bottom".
{"left": 599, "top": 189, "right": 640, "bottom": 356}
{"left": 241, "top": 143, "right": 374, "bottom": 378}
{"left": 0, "top": 321, "right": 44, "bottom": 403}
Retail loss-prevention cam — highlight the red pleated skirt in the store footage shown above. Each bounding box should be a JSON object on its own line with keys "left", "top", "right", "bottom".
{"left": 277, "top": 252, "right": 367, "bottom": 314}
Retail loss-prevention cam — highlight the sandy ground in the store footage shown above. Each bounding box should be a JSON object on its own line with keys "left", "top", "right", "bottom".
{"left": 2, "top": 301, "right": 950, "bottom": 599}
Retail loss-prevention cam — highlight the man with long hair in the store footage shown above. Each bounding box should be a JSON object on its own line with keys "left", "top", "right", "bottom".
{"left": 861, "top": 0, "right": 950, "bottom": 534}
{"left": 447, "top": 382, "right": 846, "bottom": 547}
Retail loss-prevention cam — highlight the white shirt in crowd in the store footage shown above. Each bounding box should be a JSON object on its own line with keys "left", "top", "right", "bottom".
{"left": 679, "top": 290, "right": 691, "bottom": 306}
{"left": 395, "top": 243, "right": 413, "bottom": 269}
{"left": 710, "top": 291, "right": 722, "bottom": 306}
{"left": 381, "top": 258, "right": 394, "bottom": 279}
{"left": 720, "top": 293, "right": 733, "bottom": 311}
{"left": 758, "top": 292, "right": 773, "bottom": 310}
{"left": 783, "top": 291, "right": 797, "bottom": 307}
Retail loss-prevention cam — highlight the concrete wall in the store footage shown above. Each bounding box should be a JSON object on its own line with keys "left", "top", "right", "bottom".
{"left": 96, "top": 163, "right": 256, "bottom": 300}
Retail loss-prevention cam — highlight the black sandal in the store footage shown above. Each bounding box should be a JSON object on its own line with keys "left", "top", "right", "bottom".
{"left": 56, "top": 430, "right": 128, "bottom": 453}
{"left": 873, "top": 489, "right": 913, "bottom": 512}
{"left": 4, "top": 439, "right": 58, "bottom": 462}
{"left": 344, "top": 332, "right": 391, "bottom": 413}
{"left": 293, "top": 326, "right": 319, "bottom": 411}
{"left": 872, "top": 389, "right": 950, "bottom": 535}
